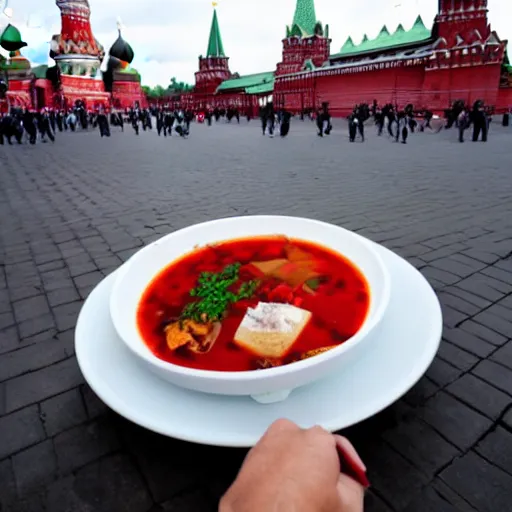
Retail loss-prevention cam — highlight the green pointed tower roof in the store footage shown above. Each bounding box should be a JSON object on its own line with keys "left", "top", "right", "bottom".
{"left": 206, "top": 9, "right": 225, "bottom": 57}
{"left": 291, "top": 0, "right": 317, "bottom": 37}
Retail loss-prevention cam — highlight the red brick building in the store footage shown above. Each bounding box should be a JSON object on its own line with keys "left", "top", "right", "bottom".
{"left": 188, "top": 0, "right": 512, "bottom": 116}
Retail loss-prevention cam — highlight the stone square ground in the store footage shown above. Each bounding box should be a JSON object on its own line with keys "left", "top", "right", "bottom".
{"left": 1, "top": 119, "right": 512, "bottom": 511}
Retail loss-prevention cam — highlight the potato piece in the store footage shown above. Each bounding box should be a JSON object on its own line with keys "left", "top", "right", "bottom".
{"left": 251, "top": 259, "right": 288, "bottom": 275}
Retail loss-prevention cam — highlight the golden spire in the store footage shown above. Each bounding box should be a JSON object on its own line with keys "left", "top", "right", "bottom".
{"left": 212, "top": 2, "right": 218, "bottom": 7}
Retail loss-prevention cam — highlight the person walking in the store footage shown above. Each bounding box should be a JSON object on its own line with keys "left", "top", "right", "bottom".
{"left": 471, "top": 100, "right": 488, "bottom": 142}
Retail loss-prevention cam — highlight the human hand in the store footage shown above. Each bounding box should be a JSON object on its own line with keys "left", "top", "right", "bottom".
{"left": 220, "top": 419, "right": 367, "bottom": 512}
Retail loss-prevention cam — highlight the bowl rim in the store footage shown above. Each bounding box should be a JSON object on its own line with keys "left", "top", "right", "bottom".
{"left": 110, "top": 215, "right": 391, "bottom": 381}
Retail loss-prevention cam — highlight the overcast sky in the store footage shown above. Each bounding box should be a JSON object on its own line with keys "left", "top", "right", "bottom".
{"left": 1, "top": 0, "right": 510, "bottom": 87}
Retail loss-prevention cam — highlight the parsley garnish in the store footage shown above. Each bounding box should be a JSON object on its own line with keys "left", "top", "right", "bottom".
{"left": 181, "top": 263, "right": 259, "bottom": 323}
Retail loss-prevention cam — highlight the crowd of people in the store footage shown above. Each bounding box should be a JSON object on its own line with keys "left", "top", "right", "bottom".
{"left": 254, "top": 98, "right": 498, "bottom": 144}
{"left": 0, "top": 97, "right": 502, "bottom": 147}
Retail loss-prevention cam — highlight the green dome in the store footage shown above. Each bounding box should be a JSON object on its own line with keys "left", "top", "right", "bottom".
{"left": 0, "top": 24, "right": 27, "bottom": 52}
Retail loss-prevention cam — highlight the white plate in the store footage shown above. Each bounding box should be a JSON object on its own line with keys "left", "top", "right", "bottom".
{"left": 75, "top": 242, "right": 442, "bottom": 447}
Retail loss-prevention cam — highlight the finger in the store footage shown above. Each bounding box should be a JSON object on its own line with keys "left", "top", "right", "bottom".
{"left": 336, "top": 473, "right": 365, "bottom": 512}
{"left": 333, "top": 435, "right": 367, "bottom": 472}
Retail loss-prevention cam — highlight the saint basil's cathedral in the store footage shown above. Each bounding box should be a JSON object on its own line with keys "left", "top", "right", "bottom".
{"left": 1, "top": 0, "right": 511, "bottom": 115}
{"left": 0, "top": 0, "right": 146, "bottom": 113}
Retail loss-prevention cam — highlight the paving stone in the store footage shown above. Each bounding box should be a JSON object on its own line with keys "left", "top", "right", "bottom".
{"left": 440, "top": 451, "right": 512, "bottom": 512}
{"left": 461, "top": 248, "right": 500, "bottom": 265}
{"left": 440, "top": 303, "right": 468, "bottom": 328}
{"left": 45, "top": 454, "right": 152, "bottom": 512}
{"left": 437, "top": 291, "right": 483, "bottom": 317}
{"left": 404, "top": 487, "right": 459, "bottom": 512}
{"left": 420, "top": 243, "right": 467, "bottom": 262}
{"left": 447, "top": 253, "right": 488, "bottom": 272}
{"left": 5, "top": 357, "right": 84, "bottom": 413}
{"left": 363, "top": 443, "right": 428, "bottom": 511}
{"left": 0, "top": 406, "right": 46, "bottom": 459}
{"left": 363, "top": 491, "right": 394, "bottom": 512}
{"left": 47, "top": 286, "right": 80, "bottom": 308}
{"left": 9, "top": 285, "right": 43, "bottom": 303}
{"left": 12, "top": 439, "right": 57, "bottom": 494}
{"left": 41, "top": 388, "right": 88, "bottom": 437}
{"left": 158, "top": 489, "right": 215, "bottom": 512}
{"left": 382, "top": 418, "right": 460, "bottom": 477}
{"left": 431, "top": 257, "right": 476, "bottom": 278}
{"left": 446, "top": 373, "right": 511, "bottom": 420}
{"left": 425, "top": 357, "right": 462, "bottom": 387}
{"left": 475, "top": 426, "right": 512, "bottom": 476}
{"left": 0, "top": 311, "right": 15, "bottom": 330}
{"left": 403, "top": 377, "right": 439, "bottom": 406}
{"left": 0, "top": 338, "right": 68, "bottom": 382}
{"left": 446, "top": 282, "right": 496, "bottom": 311}
{"left": 504, "top": 408, "right": 512, "bottom": 429}
{"left": 0, "top": 459, "right": 17, "bottom": 510}
{"left": 472, "top": 310, "right": 512, "bottom": 339}
{"left": 490, "top": 341, "right": 512, "bottom": 370}
{"left": 420, "top": 392, "right": 492, "bottom": 450}
{"left": 37, "top": 259, "right": 66, "bottom": 273}
{"left": 437, "top": 341, "right": 479, "bottom": 371}
{"left": 442, "top": 328, "right": 496, "bottom": 358}
{"left": 73, "top": 271, "right": 103, "bottom": 291}
{"left": 472, "top": 359, "right": 512, "bottom": 396}
{"left": 421, "top": 266, "right": 460, "bottom": 286}
{"left": 18, "top": 313, "right": 56, "bottom": 340}
{"left": 431, "top": 478, "right": 479, "bottom": 511}
{"left": 455, "top": 275, "right": 507, "bottom": 302}
{"left": 0, "top": 326, "right": 20, "bottom": 355}
{"left": 120, "top": 422, "right": 205, "bottom": 503}
{"left": 54, "top": 419, "right": 120, "bottom": 474}
{"left": 459, "top": 320, "right": 508, "bottom": 347}
{"left": 81, "top": 384, "right": 109, "bottom": 419}
{"left": 481, "top": 265, "right": 512, "bottom": 285}
{"left": 485, "top": 302, "right": 512, "bottom": 322}
{"left": 52, "top": 301, "right": 83, "bottom": 332}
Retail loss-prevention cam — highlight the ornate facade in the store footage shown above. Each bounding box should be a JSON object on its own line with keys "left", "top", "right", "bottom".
{"left": 1, "top": 0, "right": 144, "bottom": 112}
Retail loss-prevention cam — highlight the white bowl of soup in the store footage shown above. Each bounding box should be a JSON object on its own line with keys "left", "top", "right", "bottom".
{"left": 110, "top": 216, "right": 391, "bottom": 403}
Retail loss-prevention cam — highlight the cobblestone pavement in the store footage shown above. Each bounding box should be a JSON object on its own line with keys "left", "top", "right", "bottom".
{"left": 1, "top": 119, "right": 512, "bottom": 512}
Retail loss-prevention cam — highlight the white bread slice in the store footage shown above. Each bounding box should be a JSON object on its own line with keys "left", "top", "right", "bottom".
{"left": 234, "top": 302, "right": 312, "bottom": 358}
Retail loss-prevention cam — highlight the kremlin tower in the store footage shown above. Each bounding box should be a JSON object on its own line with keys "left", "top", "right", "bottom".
{"left": 275, "top": 0, "right": 330, "bottom": 76}
{"left": 194, "top": 6, "right": 232, "bottom": 107}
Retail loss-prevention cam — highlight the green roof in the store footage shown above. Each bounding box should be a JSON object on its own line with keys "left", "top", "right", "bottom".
{"left": 217, "top": 71, "right": 274, "bottom": 92}
{"left": 245, "top": 79, "right": 275, "bottom": 95}
{"left": 290, "top": 0, "right": 317, "bottom": 37}
{"left": 335, "top": 15, "right": 431, "bottom": 58}
{"left": 206, "top": 9, "right": 225, "bottom": 57}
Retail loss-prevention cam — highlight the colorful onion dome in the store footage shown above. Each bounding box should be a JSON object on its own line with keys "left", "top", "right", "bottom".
{"left": 109, "top": 30, "right": 134, "bottom": 64}
{"left": 0, "top": 24, "right": 27, "bottom": 52}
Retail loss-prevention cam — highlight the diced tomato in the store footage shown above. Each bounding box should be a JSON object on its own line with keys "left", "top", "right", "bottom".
{"left": 268, "top": 283, "right": 294, "bottom": 303}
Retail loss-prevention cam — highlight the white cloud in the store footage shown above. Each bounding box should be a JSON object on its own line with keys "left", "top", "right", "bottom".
{"left": 1, "top": 0, "right": 510, "bottom": 87}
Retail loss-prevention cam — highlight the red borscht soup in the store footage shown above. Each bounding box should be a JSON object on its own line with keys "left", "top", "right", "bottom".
{"left": 137, "top": 236, "right": 370, "bottom": 372}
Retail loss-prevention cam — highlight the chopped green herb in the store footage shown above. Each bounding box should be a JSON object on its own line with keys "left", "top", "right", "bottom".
{"left": 181, "top": 263, "right": 259, "bottom": 323}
